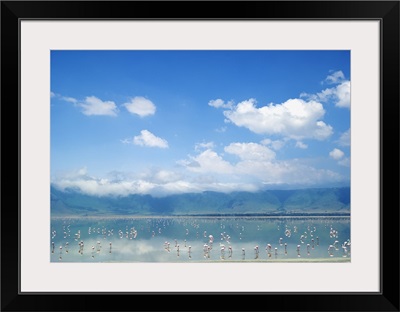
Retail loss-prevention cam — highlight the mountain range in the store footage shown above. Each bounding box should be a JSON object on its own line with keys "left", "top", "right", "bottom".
{"left": 51, "top": 186, "right": 350, "bottom": 217}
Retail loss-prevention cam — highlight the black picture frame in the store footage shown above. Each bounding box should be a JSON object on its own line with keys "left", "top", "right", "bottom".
{"left": 2, "top": 1, "right": 399, "bottom": 311}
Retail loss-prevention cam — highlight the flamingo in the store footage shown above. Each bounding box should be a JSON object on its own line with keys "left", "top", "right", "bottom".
{"left": 220, "top": 246, "right": 225, "bottom": 259}
{"left": 328, "top": 245, "right": 335, "bottom": 257}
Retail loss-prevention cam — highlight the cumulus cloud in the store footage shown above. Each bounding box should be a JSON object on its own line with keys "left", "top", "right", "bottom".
{"left": 54, "top": 93, "right": 118, "bottom": 116}
{"left": 77, "top": 96, "right": 118, "bottom": 116}
{"left": 139, "top": 169, "right": 182, "bottom": 184}
{"left": 53, "top": 146, "right": 347, "bottom": 197}
{"left": 52, "top": 172, "right": 261, "bottom": 197}
{"left": 222, "top": 98, "right": 333, "bottom": 140}
{"left": 53, "top": 176, "right": 155, "bottom": 197}
{"left": 195, "top": 141, "right": 215, "bottom": 151}
{"left": 224, "top": 142, "right": 276, "bottom": 161}
{"left": 329, "top": 148, "right": 345, "bottom": 160}
{"left": 62, "top": 96, "right": 78, "bottom": 104}
{"left": 178, "top": 144, "right": 345, "bottom": 188}
{"left": 208, "top": 99, "right": 234, "bottom": 109}
{"left": 260, "top": 138, "right": 286, "bottom": 151}
{"left": 179, "top": 149, "right": 234, "bottom": 174}
{"left": 324, "top": 70, "right": 346, "bottom": 84}
{"left": 338, "top": 157, "right": 350, "bottom": 167}
{"left": 334, "top": 81, "right": 351, "bottom": 108}
{"left": 52, "top": 166, "right": 261, "bottom": 197}
{"left": 295, "top": 141, "right": 308, "bottom": 149}
{"left": 305, "top": 81, "right": 350, "bottom": 109}
{"left": 133, "top": 130, "right": 169, "bottom": 148}
{"left": 338, "top": 129, "right": 351, "bottom": 146}
{"left": 234, "top": 158, "right": 342, "bottom": 185}
{"left": 301, "top": 71, "right": 350, "bottom": 109}
{"left": 120, "top": 138, "right": 131, "bottom": 144}
{"left": 123, "top": 96, "right": 156, "bottom": 117}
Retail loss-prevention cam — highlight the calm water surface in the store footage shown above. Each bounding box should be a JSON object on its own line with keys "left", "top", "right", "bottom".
{"left": 50, "top": 216, "right": 350, "bottom": 262}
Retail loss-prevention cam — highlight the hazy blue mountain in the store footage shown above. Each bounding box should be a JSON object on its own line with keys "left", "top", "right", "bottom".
{"left": 50, "top": 186, "right": 350, "bottom": 216}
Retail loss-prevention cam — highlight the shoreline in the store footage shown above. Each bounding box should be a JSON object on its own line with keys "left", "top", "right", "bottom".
{"left": 51, "top": 214, "right": 350, "bottom": 220}
{"left": 50, "top": 257, "right": 351, "bottom": 263}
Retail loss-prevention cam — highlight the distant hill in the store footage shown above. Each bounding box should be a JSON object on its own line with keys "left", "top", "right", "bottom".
{"left": 50, "top": 186, "right": 350, "bottom": 217}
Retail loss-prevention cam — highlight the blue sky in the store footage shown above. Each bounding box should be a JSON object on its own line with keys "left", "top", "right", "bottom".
{"left": 51, "top": 50, "right": 350, "bottom": 196}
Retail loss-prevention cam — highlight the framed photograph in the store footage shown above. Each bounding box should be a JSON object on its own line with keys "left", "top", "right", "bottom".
{"left": 3, "top": 1, "right": 399, "bottom": 311}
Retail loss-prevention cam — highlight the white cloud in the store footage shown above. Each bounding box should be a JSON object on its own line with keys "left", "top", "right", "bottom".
{"left": 133, "top": 130, "right": 169, "bottom": 148}
{"left": 260, "top": 138, "right": 286, "bottom": 151}
{"left": 139, "top": 169, "right": 182, "bottom": 184}
{"left": 195, "top": 141, "right": 215, "bottom": 151}
{"left": 329, "top": 148, "right": 345, "bottom": 160}
{"left": 123, "top": 96, "right": 156, "bottom": 117}
{"left": 62, "top": 96, "right": 78, "bottom": 104}
{"left": 324, "top": 70, "right": 345, "bottom": 84}
{"left": 53, "top": 151, "right": 347, "bottom": 197}
{"left": 208, "top": 99, "right": 234, "bottom": 109}
{"left": 120, "top": 138, "right": 131, "bottom": 144}
{"left": 52, "top": 173, "right": 261, "bottom": 197}
{"left": 77, "top": 167, "right": 88, "bottom": 176}
{"left": 315, "top": 81, "right": 350, "bottom": 109}
{"left": 55, "top": 93, "right": 118, "bottom": 115}
{"left": 335, "top": 81, "right": 351, "bottom": 108}
{"left": 224, "top": 142, "right": 276, "bottom": 161}
{"left": 295, "top": 141, "right": 308, "bottom": 149}
{"left": 223, "top": 98, "right": 333, "bottom": 140}
{"left": 178, "top": 143, "right": 345, "bottom": 188}
{"left": 77, "top": 96, "right": 118, "bottom": 116}
{"left": 338, "top": 129, "right": 351, "bottom": 146}
{"left": 53, "top": 177, "right": 154, "bottom": 197}
{"left": 50, "top": 91, "right": 56, "bottom": 98}
{"left": 234, "top": 159, "right": 342, "bottom": 185}
{"left": 153, "top": 170, "right": 181, "bottom": 183}
{"left": 215, "top": 126, "right": 227, "bottom": 133}
{"left": 301, "top": 71, "right": 350, "bottom": 109}
{"left": 180, "top": 149, "right": 234, "bottom": 174}
{"left": 338, "top": 157, "right": 350, "bottom": 167}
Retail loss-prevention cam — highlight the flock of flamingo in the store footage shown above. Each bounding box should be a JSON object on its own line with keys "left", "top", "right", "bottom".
{"left": 51, "top": 217, "right": 351, "bottom": 262}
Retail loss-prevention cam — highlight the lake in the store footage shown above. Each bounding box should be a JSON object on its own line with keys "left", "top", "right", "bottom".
{"left": 50, "top": 216, "right": 350, "bottom": 262}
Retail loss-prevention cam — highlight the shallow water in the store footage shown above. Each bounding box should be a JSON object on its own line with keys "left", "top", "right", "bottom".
{"left": 50, "top": 216, "right": 350, "bottom": 262}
